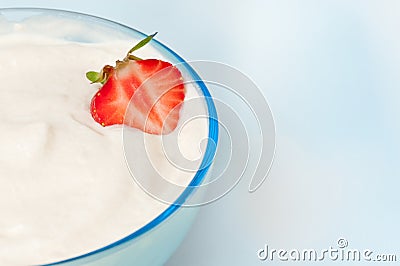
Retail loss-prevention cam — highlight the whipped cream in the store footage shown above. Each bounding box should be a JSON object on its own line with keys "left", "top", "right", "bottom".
{"left": 0, "top": 23, "right": 207, "bottom": 265}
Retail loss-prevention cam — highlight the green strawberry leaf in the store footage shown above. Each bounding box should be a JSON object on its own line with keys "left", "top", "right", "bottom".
{"left": 86, "top": 71, "right": 101, "bottom": 83}
{"left": 127, "top": 32, "right": 158, "bottom": 55}
{"left": 128, "top": 54, "right": 143, "bottom": 61}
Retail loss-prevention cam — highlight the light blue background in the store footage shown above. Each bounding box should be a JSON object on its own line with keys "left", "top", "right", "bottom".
{"left": 1, "top": 1, "right": 399, "bottom": 265}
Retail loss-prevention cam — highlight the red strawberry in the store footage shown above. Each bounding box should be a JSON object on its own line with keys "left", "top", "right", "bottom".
{"left": 87, "top": 33, "right": 185, "bottom": 135}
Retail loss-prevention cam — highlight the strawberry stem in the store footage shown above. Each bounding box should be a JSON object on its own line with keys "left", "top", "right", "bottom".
{"left": 86, "top": 65, "right": 113, "bottom": 84}
{"left": 86, "top": 32, "right": 157, "bottom": 84}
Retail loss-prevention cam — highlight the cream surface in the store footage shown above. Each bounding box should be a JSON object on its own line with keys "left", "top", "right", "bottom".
{"left": 0, "top": 26, "right": 207, "bottom": 265}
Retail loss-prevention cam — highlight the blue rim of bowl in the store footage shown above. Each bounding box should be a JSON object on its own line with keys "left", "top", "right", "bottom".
{"left": 0, "top": 7, "right": 218, "bottom": 265}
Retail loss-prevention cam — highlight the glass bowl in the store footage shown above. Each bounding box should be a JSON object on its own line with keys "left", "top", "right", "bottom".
{"left": 0, "top": 7, "right": 218, "bottom": 266}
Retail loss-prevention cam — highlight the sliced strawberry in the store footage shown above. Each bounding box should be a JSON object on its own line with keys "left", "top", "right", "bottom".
{"left": 87, "top": 33, "right": 186, "bottom": 135}
{"left": 90, "top": 59, "right": 185, "bottom": 134}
